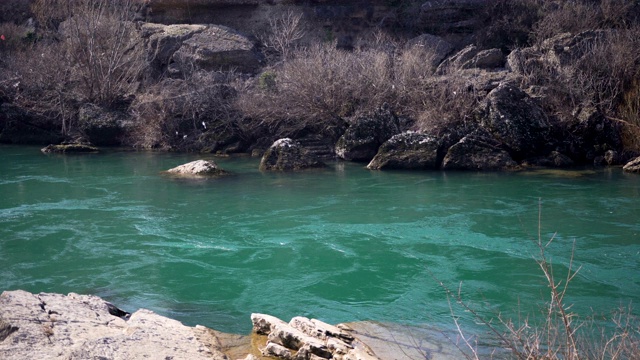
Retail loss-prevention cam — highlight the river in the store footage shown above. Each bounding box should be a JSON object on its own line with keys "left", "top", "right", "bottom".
{"left": 1, "top": 145, "right": 639, "bottom": 339}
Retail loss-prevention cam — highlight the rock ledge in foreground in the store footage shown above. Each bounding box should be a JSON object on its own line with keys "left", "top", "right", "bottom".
{"left": 0, "top": 290, "right": 228, "bottom": 360}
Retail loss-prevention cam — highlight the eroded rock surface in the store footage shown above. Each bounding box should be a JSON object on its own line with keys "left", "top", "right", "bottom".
{"left": 0, "top": 290, "right": 227, "bottom": 360}
{"left": 367, "top": 132, "right": 440, "bottom": 170}
{"left": 623, "top": 156, "right": 640, "bottom": 173}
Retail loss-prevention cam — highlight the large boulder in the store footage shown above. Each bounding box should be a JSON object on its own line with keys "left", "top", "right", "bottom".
{"left": 0, "top": 290, "right": 227, "bottom": 360}
{"left": 437, "top": 45, "right": 505, "bottom": 74}
{"left": 142, "top": 23, "right": 207, "bottom": 78}
{"left": 623, "top": 156, "right": 640, "bottom": 173}
{"left": 259, "top": 138, "right": 326, "bottom": 171}
{"left": 165, "top": 159, "right": 229, "bottom": 176}
{"left": 170, "top": 25, "right": 263, "bottom": 75}
{"left": 367, "top": 132, "right": 440, "bottom": 170}
{"left": 477, "top": 83, "right": 550, "bottom": 159}
{"left": 442, "top": 131, "right": 518, "bottom": 170}
{"left": 335, "top": 104, "right": 401, "bottom": 162}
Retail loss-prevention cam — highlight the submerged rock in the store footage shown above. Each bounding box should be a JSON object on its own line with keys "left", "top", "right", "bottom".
{"left": 0, "top": 290, "right": 227, "bottom": 360}
{"left": 259, "top": 138, "right": 326, "bottom": 171}
{"left": 165, "top": 159, "right": 229, "bottom": 176}
{"left": 41, "top": 143, "right": 99, "bottom": 154}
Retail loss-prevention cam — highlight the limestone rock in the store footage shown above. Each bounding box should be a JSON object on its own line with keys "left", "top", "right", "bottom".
{"left": 251, "top": 313, "right": 381, "bottom": 360}
{"left": 259, "top": 138, "right": 326, "bottom": 171}
{"left": 142, "top": 23, "right": 207, "bottom": 77}
{"left": 0, "top": 290, "right": 227, "bottom": 360}
{"left": 170, "top": 25, "right": 263, "bottom": 75}
{"left": 367, "top": 132, "right": 440, "bottom": 170}
{"left": 442, "top": 132, "right": 518, "bottom": 170}
{"left": 437, "top": 45, "right": 504, "bottom": 73}
{"left": 335, "top": 104, "right": 401, "bottom": 162}
{"left": 165, "top": 159, "right": 229, "bottom": 176}
{"left": 623, "top": 156, "right": 640, "bottom": 173}
{"left": 41, "top": 143, "right": 99, "bottom": 154}
{"left": 477, "top": 83, "right": 550, "bottom": 159}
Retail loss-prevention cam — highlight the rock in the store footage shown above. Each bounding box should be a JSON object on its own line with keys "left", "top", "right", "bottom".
{"left": 251, "top": 313, "right": 381, "bottom": 360}
{"left": 404, "top": 34, "right": 453, "bottom": 68}
{"left": 367, "top": 132, "right": 440, "bottom": 170}
{"left": 605, "top": 150, "right": 620, "bottom": 166}
{"left": 41, "top": 143, "right": 99, "bottom": 154}
{"left": 335, "top": 104, "right": 401, "bottom": 162}
{"left": 169, "top": 25, "right": 263, "bottom": 75}
{"left": 540, "top": 30, "right": 608, "bottom": 68}
{"left": 524, "top": 151, "right": 575, "bottom": 168}
{"left": 437, "top": 46, "right": 504, "bottom": 73}
{"left": 563, "top": 105, "right": 623, "bottom": 163}
{"left": 77, "top": 103, "right": 127, "bottom": 146}
{"left": 442, "top": 132, "right": 518, "bottom": 170}
{"left": 623, "top": 156, "right": 640, "bottom": 173}
{"left": 0, "top": 290, "right": 227, "bottom": 360}
{"left": 259, "top": 138, "right": 326, "bottom": 171}
{"left": 419, "top": 0, "right": 487, "bottom": 34}
{"left": 165, "top": 160, "right": 229, "bottom": 176}
{"left": 263, "top": 342, "right": 293, "bottom": 359}
{"left": 477, "top": 83, "right": 550, "bottom": 159}
{"left": 142, "top": 23, "right": 207, "bottom": 78}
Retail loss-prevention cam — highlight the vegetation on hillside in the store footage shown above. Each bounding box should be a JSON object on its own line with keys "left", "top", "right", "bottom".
{"left": 0, "top": 0, "right": 639, "bottom": 156}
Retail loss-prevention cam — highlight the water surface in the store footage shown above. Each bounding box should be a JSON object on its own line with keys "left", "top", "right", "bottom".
{"left": 1, "top": 145, "right": 639, "bottom": 336}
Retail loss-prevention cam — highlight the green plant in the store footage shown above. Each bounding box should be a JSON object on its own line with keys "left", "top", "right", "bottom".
{"left": 258, "top": 71, "right": 277, "bottom": 91}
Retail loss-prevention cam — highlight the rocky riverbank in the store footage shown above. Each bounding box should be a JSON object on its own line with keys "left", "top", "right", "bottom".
{"left": 0, "top": 290, "right": 467, "bottom": 360}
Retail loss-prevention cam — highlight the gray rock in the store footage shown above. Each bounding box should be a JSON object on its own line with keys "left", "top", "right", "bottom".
{"left": 420, "top": 0, "right": 487, "bottom": 34}
{"left": 170, "top": 25, "right": 263, "bottom": 75}
{"left": 563, "top": 105, "right": 623, "bottom": 163}
{"left": 0, "top": 290, "right": 227, "bottom": 360}
{"left": 78, "top": 103, "right": 127, "bottom": 146}
{"left": 335, "top": 104, "right": 401, "bottom": 162}
{"left": 478, "top": 83, "right": 550, "bottom": 159}
{"left": 259, "top": 138, "right": 326, "bottom": 171}
{"left": 442, "top": 132, "right": 517, "bottom": 170}
{"left": 165, "top": 159, "right": 229, "bottom": 176}
{"left": 524, "top": 151, "right": 575, "bottom": 168}
{"left": 623, "top": 156, "right": 640, "bottom": 173}
{"left": 404, "top": 34, "right": 453, "bottom": 68}
{"left": 142, "top": 23, "right": 207, "bottom": 78}
{"left": 263, "top": 342, "right": 293, "bottom": 359}
{"left": 367, "top": 132, "right": 440, "bottom": 170}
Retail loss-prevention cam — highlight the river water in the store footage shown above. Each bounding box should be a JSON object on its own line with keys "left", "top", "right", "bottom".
{"left": 1, "top": 145, "right": 639, "bottom": 337}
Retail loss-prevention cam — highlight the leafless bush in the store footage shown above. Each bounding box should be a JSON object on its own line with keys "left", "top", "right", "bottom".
{"left": 263, "top": 10, "right": 305, "bottom": 63}
{"left": 0, "top": 0, "right": 33, "bottom": 24}
{"left": 128, "top": 71, "right": 239, "bottom": 150}
{"left": 440, "top": 203, "right": 640, "bottom": 360}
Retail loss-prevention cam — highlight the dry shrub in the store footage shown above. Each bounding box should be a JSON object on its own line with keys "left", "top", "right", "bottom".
{"left": 262, "top": 10, "right": 305, "bottom": 63}
{"left": 128, "top": 72, "right": 239, "bottom": 150}
{"left": 0, "top": 22, "right": 34, "bottom": 55}
{"left": 477, "top": 0, "right": 542, "bottom": 50}
{"left": 0, "top": 0, "right": 33, "bottom": 24}
{"left": 236, "top": 43, "right": 398, "bottom": 137}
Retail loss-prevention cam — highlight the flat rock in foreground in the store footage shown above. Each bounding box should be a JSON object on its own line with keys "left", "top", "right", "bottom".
{"left": 0, "top": 290, "right": 227, "bottom": 360}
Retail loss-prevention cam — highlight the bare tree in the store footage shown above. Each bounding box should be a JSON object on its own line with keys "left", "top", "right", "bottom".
{"left": 264, "top": 10, "right": 305, "bottom": 62}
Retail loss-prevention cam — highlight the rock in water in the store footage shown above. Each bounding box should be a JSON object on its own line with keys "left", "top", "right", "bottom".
{"left": 623, "top": 156, "right": 640, "bottom": 173}
{"left": 165, "top": 159, "right": 229, "bottom": 176}
{"left": 259, "top": 138, "right": 326, "bottom": 171}
{"left": 367, "top": 132, "right": 440, "bottom": 170}
{"left": 41, "top": 144, "right": 99, "bottom": 154}
{"left": 0, "top": 290, "right": 228, "bottom": 360}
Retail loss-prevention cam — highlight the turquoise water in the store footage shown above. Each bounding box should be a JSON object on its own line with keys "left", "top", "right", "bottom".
{"left": 1, "top": 145, "right": 639, "bottom": 335}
